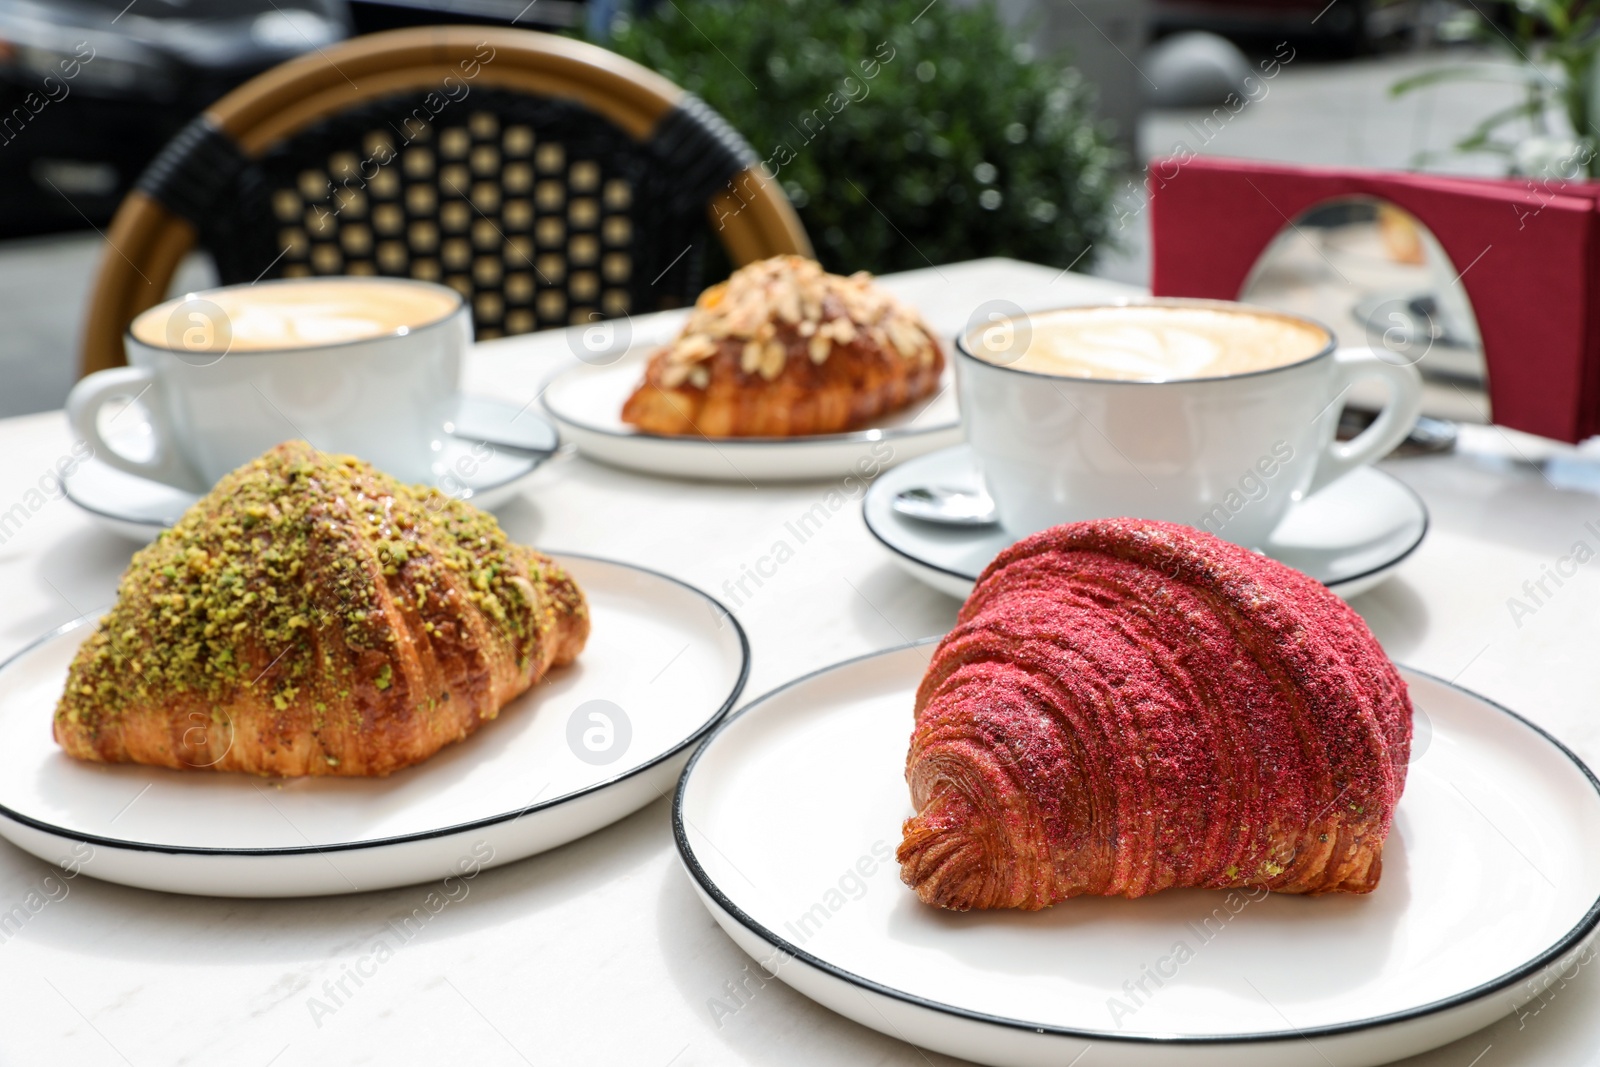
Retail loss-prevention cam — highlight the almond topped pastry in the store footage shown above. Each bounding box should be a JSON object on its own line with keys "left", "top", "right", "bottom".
{"left": 621, "top": 255, "right": 944, "bottom": 437}
{"left": 54, "top": 442, "right": 588, "bottom": 777}
{"left": 899, "top": 519, "right": 1412, "bottom": 910}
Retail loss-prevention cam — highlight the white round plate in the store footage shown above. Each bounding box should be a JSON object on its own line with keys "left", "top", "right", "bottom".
{"left": 540, "top": 344, "right": 962, "bottom": 482}
{"left": 676, "top": 643, "right": 1600, "bottom": 1067}
{"left": 864, "top": 445, "right": 1428, "bottom": 600}
{"left": 0, "top": 554, "right": 746, "bottom": 898}
{"left": 64, "top": 393, "right": 558, "bottom": 544}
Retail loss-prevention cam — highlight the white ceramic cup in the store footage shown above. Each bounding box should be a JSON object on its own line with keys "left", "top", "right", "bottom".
{"left": 955, "top": 299, "right": 1424, "bottom": 548}
{"left": 68, "top": 277, "right": 469, "bottom": 492}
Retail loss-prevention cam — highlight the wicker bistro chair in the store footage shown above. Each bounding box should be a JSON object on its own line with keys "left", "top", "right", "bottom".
{"left": 80, "top": 27, "right": 812, "bottom": 376}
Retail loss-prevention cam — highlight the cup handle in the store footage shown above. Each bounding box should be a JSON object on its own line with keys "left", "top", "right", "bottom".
{"left": 1306, "top": 347, "right": 1424, "bottom": 496}
{"left": 66, "top": 367, "right": 204, "bottom": 492}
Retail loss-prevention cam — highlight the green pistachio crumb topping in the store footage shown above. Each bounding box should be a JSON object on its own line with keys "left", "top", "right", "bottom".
{"left": 54, "top": 441, "right": 576, "bottom": 739}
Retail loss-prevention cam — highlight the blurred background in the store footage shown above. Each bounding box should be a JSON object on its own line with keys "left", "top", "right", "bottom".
{"left": 0, "top": 0, "right": 1575, "bottom": 418}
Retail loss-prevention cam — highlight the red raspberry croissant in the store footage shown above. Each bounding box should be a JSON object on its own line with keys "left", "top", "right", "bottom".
{"left": 898, "top": 519, "right": 1411, "bottom": 911}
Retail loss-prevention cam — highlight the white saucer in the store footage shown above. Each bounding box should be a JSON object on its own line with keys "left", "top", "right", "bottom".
{"left": 65, "top": 395, "right": 558, "bottom": 543}
{"left": 540, "top": 344, "right": 962, "bottom": 482}
{"left": 864, "top": 446, "right": 1428, "bottom": 600}
{"left": 676, "top": 642, "right": 1600, "bottom": 1067}
{"left": 0, "top": 554, "right": 747, "bottom": 897}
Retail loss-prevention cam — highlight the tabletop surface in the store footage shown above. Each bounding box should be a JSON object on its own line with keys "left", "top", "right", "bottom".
{"left": 1, "top": 258, "right": 1597, "bottom": 1067}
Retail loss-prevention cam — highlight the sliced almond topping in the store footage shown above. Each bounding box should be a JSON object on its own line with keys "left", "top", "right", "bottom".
{"left": 680, "top": 334, "right": 717, "bottom": 361}
{"left": 759, "top": 340, "right": 786, "bottom": 380}
{"left": 658, "top": 254, "right": 939, "bottom": 376}
{"left": 800, "top": 283, "right": 823, "bottom": 323}
{"left": 890, "top": 320, "right": 930, "bottom": 360}
{"left": 775, "top": 280, "right": 802, "bottom": 324}
{"left": 839, "top": 289, "right": 872, "bottom": 322}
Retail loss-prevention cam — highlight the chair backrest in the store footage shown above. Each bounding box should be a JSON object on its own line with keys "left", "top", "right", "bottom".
{"left": 80, "top": 26, "right": 811, "bottom": 375}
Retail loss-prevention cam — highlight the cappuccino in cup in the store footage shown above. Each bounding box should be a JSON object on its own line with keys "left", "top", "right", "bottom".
{"left": 988, "top": 304, "right": 1331, "bottom": 382}
{"left": 127, "top": 278, "right": 461, "bottom": 354}
{"left": 70, "top": 276, "right": 469, "bottom": 491}
{"left": 957, "top": 300, "right": 1423, "bottom": 547}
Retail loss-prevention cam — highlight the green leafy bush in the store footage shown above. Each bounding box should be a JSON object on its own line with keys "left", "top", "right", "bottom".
{"left": 595, "top": 0, "right": 1122, "bottom": 274}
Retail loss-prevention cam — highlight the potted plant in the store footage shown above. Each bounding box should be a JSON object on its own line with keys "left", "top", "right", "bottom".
{"left": 1393, "top": 0, "right": 1600, "bottom": 179}
{"left": 592, "top": 0, "right": 1122, "bottom": 273}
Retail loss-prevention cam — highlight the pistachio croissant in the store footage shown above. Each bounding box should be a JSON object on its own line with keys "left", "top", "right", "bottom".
{"left": 55, "top": 441, "right": 588, "bottom": 776}
{"left": 621, "top": 255, "right": 943, "bottom": 436}
{"left": 899, "top": 519, "right": 1411, "bottom": 910}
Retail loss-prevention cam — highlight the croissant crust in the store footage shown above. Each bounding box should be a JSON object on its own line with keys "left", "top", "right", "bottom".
{"left": 898, "top": 519, "right": 1411, "bottom": 910}
{"left": 54, "top": 442, "right": 588, "bottom": 777}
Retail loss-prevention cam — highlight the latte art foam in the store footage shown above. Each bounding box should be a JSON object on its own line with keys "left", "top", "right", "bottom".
{"left": 131, "top": 279, "right": 462, "bottom": 353}
{"left": 974, "top": 305, "right": 1330, "bottom": 382}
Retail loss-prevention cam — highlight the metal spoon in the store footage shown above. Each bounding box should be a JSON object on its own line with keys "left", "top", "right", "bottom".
{"left": 892, "top": 485, "right": 1000, "bottom": 527}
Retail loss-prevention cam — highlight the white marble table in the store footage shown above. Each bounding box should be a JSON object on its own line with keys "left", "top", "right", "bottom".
{"left": 1, "top": 258, "right": 1597, "bottom": 1066}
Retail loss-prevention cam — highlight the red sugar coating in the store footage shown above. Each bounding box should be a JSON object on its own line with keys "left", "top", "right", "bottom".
{"left": 897, "top": 519, "right": 1411, "bottom": 911}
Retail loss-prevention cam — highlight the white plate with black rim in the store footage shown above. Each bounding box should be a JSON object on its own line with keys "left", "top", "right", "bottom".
{"left": 675, "top": 642, "right": 1600, "bottom": 1067}
{"left": 64, "top": 394, "right": 559, "bottom": 544}
{"left": 539, "top": 343, "right": 962, "bottom": 483}
{"left": 863, "top": 445, "right": 1429, "bottom": 601}
{"left": 0, "top": 554, "right": 746, "bottom": 898}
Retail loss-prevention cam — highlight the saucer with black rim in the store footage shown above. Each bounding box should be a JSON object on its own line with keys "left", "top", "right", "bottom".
{"left": 65, "top": 395, "right": 558, "bottom": 544}
{"left": 0, "top": 554, "right": 747, "bottom": 898}
{"left": 863, "top": 445, "right": 1428, "bottom": 600}
{"left": 540, "top": 344, "right": 962, "bottom": 482}
{"left": 675, "top": 642, "right": 1599, "bottom": 1067}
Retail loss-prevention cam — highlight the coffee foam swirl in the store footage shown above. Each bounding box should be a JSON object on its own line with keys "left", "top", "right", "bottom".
{"left": 131, "top": 279, "right": 462, "bottom": 353}
{"left": 976, "top": 305, "right": 1330, "bottom": 382}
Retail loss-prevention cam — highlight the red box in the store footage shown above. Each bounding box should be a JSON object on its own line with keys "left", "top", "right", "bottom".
{"left": 1149, "top": 156, "right": 1600, "bottom": 443}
